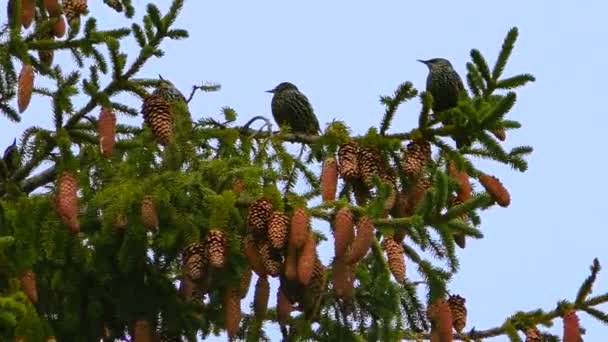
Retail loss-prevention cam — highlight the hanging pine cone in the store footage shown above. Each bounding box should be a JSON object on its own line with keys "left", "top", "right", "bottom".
{"left": 381, "top": 169, "right": 398, "bottom": 214}
{"left": 301, "top": 258, "right": 326, "bottom": 319}
{"left": 297, "top": 232, "right": 317, "bottom": 286}
{"left": 525, "top": 326, "right": 542, "bottom": 342}
{"left": 63, "top": 0, "right": 88, "bottom": 24}
{"left": 450, "top": 197, "right": 467, "bottom": 249}
{"left": 44, "top": 0, "right": 61, "bottom": 16}
{"left": 402, "top": 139, "right": 431, "bottom": 178}
{"left": 404, "top": 176, "right": 433, "bottom": 216}
{"left": 289, "top": 207, "right": 310, "bottom": 249}
{"left": 563, "top": 310, "right": 582, "bottom": 342}
{"left": 98, "top": 107, "right": 116, "bottom": 158}
{"left": 21, "top": 0, "right": 35, "bottom": 28}
{"left": 334, "top": 207, "right": 354, "bottom": 260}
{"left": 268, "top": 211, "right": 289, "bottom": 250}
{"left": 258, "top": 240, "right": 281, "bottom": 277}
{"left": 427, "top": 299, "right": 453, "bottom": 342}
{"left": 358, "top": 146, "right": 382, "bottom": 187}
{"left": 141, "top": 194, "right": 158, "bottom": 231}
{"left": 332, "top": 257, "right": 354, "bottom": 299}
{"left": 243, "top": 235, "right": 266, "bottom": 276}
{"left": 239, "top": 268, "right": 252, "bottom": 298}
{"left": 254, "top": 276, "right": 270, "bottom": 321}
{"left": 133, "top": 319, "right": 153, "bottom": 342}
{"left": 20, "top": 269, "right": 38, "bottom": 303}
{"left": 284, "top": 243, "right": 298, "bottom": 281}
{"left": 179, "top": 274, "right": 199, "bottom": 301}
{"left": 141, "top": 95, "right": 173, "bottom": 145}
{"left": 337, "top": 141, "right": 359, "bottom": 180}
{"left": 182, "top": 242, "right": 206, "bottom": 281}
{"left": 246, "top": 198, "right": 273, "bottom": 236}
{"left": 352, "top": 178, "right": 371, "bottom": 206}
{"left": 232, "top": 179, "right": 246, "bottom": 194}
{"left": 478, "top": 173, "right": 511, "bottom": 207}
{"left": 52, "top": 15, "right": 66, "bottom": 38}
{"left": 56, "top": 171, "right": 80, "bottom": 233}
{"left": 448, "top": 294, "right": 467, "bottom": 333}
{"left": 277, "top": 285, "right": 292, "bottom": 325}
{"left": 224, "top": 287, "right": 241, "bottom": 340}
{"left": 383, "top": 237, "right": 406, "bottom": 283}
{"left": 448, "top": 160, "right": 472, "bottom": 202}
{"left": 206, "top": 229, "right": 227, "bottom": 268}
{"left": 18, "top": 63, "right": 34, "bottom": 113}
{"left": 347, "top": 216, "right": 374, "bottom": 264}
{"left": 491, "top": 127, "right": 506, "bottom": 141}
{"left": 320, "top": 157, "right": 338, "bottom": 202}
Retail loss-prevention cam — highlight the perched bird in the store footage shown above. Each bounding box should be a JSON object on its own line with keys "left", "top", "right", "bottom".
{"left": 419, "top": 58, "right": 469, "bottom": 147}
{"left": 3, "top": 138, "right": 20, "bottom": 174}
{"left": 266, "top": 82, "right": 320, "bottom": 135}
{"left": 154, "top": 74, "right": 187, "bottom": 104}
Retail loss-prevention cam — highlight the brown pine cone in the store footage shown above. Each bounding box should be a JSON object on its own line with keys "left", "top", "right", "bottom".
{"left": 206, "top": 229, "right": 227, "bottom": 268}
{"left": 297, "top": 232, "right": 317, "bottom": 286}
{"left": 133, "top": 319, "right": 153, "bottom": 342}
{"left": 448, "top": 294, "right": 467, "bottom": 333}
{"left": 141, "top": 95, "right": 173, "bottom": 145}
{"left": 17, "top": 63, "right": 34, "bottom": 113}
{"left": 43, "top": 0, "right": 60, "bottom": 16}
{"left": 301, "top": 258, "right": 326, "bottom": 319}
{"left": 239, "top": 268, "right": 252, "bottom": 298}
{"left": 525, "top": 326, "right": 542, "bottom": 342}
{"left": 243, "top": 235, "right": 266, "bottom": 276}
{"left": 63, "top": 0, "right": 88, "bottom": 24}
{"left": 258, "top": 240, "right": 281, "bottom": 277}
{"left": 383, "top": 237, "right": 406, "bottom": 283}
{"left": 98, "top": 107, "right": 117, "bottom": 158}
{"left": 478, "top": 173, "right": 510, "bottom": 207}
{"left": 334, "top": 207, "right": 354, "bottom": 260}
{"left": 447, "top": 160, "right": 472, "bottom": 202}
{"left": 56, "top": 171, "right": 80, "bottom": 233}
{"left": 289, "top": 207, "right": 310, "bottom": 249}
{"left": 277, "top": 285, "right": 292, "bottom": 325}
{"left": 321, "top": 157, "right": 339, "bottom": 202}
{"left": 404, "top": 176, "right": 433, "bottom": 216}
{"left": 232, "top": 179, "right": 246, "bottom": 194}
{"left": 358, "top": 146, "right": 382, "bottom": 188}
{"left": 20, "top": 269, "right": 38, "bottom": 303}
{"left": 140, "top": 194, "right": 158, "bottom": 231}
{"left": 21, "top": 0, "right": 35, "bottom": 28}
{"left": 246, "top": 198, "right": 273, "bottom": 236}
{"left": 284, "top": 242, "right": 298, "bottom": 281}
{"left": 563, "top": 310, "right": 582, "bottom": 342}
{"left": 337, "top": 141, "right": 359, "bottom": 180}
{"left": 182, "top": 242, "right": 206, "bottom": 281}
{"left": 332, "top": 257, "right": 354, "bottom": 299}
{"left": 402, "top": 139, "right": 431, "bottom": 178}
{"left": 347, "top": 216, "right": 374, "bottom": 264}
{"left": 427, "top": 299, "right": 453, "bottom": 342}
{"left": 268, "top": 211, "right": 289, "bottom": 250}
{"left": 491, "top": 127, "right": 506, "bottom": 141}
{"left": 253, "top": 276, "right": 270, "bottom": 321}
{"left": 223, "top": 287, "right": 241, "bottom": 340}
{"left": 52, "top": 15, "right": 66, "bottom": 38}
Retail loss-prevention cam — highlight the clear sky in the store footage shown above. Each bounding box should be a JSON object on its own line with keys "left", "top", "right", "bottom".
{"left": 3, "top": 1, "right": 608, "bottom": 341}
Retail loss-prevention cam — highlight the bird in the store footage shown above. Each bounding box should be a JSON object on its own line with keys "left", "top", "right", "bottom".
{"left": 154, "top": 74, "right": 187, "bottom": 104}
{"left": 419, "top": 58, "right": 470, "bottom": 147}
{"left": 266, "top": 82, "right": 320, "bottom": 135}
{"left": 2, "top": 138, "right": 20, "bottom": 179}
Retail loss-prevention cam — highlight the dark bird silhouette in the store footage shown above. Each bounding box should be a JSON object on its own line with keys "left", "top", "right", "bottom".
{"left": 266, "top": 82, "right": 320, "bottom": 135}
{"left": 154, "top": 74, "right": 187, "bottom": 103}
{"left": 2, "top": 138, "right": 20, "bottom": 179}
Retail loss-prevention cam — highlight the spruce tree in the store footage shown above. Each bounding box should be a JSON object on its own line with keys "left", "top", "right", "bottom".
{"left": 0, "top": 1, "right": 606, "bottom": 341}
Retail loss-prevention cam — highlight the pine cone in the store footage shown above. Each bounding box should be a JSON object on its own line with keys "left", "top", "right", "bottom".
{"left": 134, "top": 319, "right": 154, "bottom": 342}
{"left": 114, "top": 213, "right": 128, "bottom": 230}
{"left": 321, "top": 157, "right": 339, "bottom": 202}
{"left": 402, "top": 139, "right": 431, "bottom": 178}
{"left": 563, "top": 310, "right": 582, "bottom": 342}
{"left": 206, "top": 229, "right": 227, "bottom": 268}
{"left": 243, "top": 235, "right": 266, "bottom": 276}
{"left": 18, "top": 63, "right": 34, "bottom": 113}
{"left": 20, "top": 269, "right": 38, "bottom": 303}
{"left": 449, "top": 197, "right": 467, "bottom": 249}
{"left": 297, "top": 232, "right": 317, "bottom": 286}
{"left": 182, "top": 242, "right": 206, "bottom": 281}
{"left": 289, "top": 207, "right": 310, "bottom": 249}
{"left": 352, "top": 178, "right": 371, "bottom": 206}
{"left": 334, "top": 207, "right": 354, "bottom": 260}
{"left": 332, "top": 257, "right": 354, "bottom": 299}
{"left": 347, "top": 216, "right": 374, "bottom": 264}
{"left": 246, "top": 198, "right": 273, "bottom": 236}
{"left": 63, "top": 0, "right": 88, "bottom": 24}
{"left": 179, "top": 274, "right": 200, "bottom": 302}
{"left": 52, "top": 15, "right": 66, "bottom": 38}
{"left": 39, "top": 50, "right": 54, "bottom": 68}
{"left": 141, "top": 95, "right": 173, "bottom": 145}
{"left": 284, "top": 243, "right": 298, "bottom": 281}
{"left": 268, "top": 211, "right": 289, "bottom": 250}
{"left": 98, "top": 107, "right": 117, "bottom": 158}
{"left": 277, "top": 285, "right": 292, "bottom": 325}
{"left": 254, "top": 276, "right": 270, "bottom": 321}
{"left": 56, "top": 171, "right": 80, "bottom": 233}
{"left": 232, "top": 179, "right": 246, "bottom": 194}
{"left": 427, "top": 299, "right": 453, "bottom": 342}
{"left": 383, "top": 237, "right": 406, "bottom": 283}
{"left": 141, "top": 194, "right": 158, "bottom": 231}
{"left": 448, "top": 160, "right": 472, "bottom": 202}
{"left": 302, "top": 258, "right": 326, "bottom": 319}
{"left": 258, "top": 240, "right": 281, "bottom": 277}
{"left": 21, "top": 0, "right": 35, "bottom": 28}
{"left": 44, "top": 0, "right": 60, "bottom": 16}
{"left": 239, "top": 268, "right": 252, "bottom": 299}
{"left": 224, "top": 287, "right": 241, "bottom": 340}
{"left": 404, "top": 176, "right": 433, "bottom": 216}
{"left": 525, "top": 326, "right": 542, "bottom": 342}
{"left": 478, "top": 173, "right": 510, "bottom": 207}
{"left": 337, "top": 141, "right": 359, "bottom": 180}
{"left": 381, "top": 169, "right": 398, "bottom": 214}
{"left": 448, "top": 294, "right": 467, "bottom": 333}
{"left": 491, "top": 127, "right": 506, "bottom": 141}
{"left": 358, "top": 146, "right": 382, "bottom": 187}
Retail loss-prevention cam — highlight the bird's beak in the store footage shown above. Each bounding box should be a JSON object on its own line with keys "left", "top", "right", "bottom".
{"left": 12, "top": 138, "right": 16, "bottom": 145}
{"left": 158, "top": 74, "right": 164, "bottom": 80}
{"left": 417, "top": 59, "right": 428, "bottom": 65}
{"left": 265, "top": 89, "right": 274, "bottom": 93}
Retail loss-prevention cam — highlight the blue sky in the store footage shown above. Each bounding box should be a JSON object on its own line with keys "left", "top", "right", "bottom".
{"left": 3, "top": 1, "right": 608, "bottom": 341}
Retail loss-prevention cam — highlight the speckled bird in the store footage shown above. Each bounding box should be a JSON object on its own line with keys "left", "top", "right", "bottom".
{"left": 266, "top": 82, "right": 320, "bottom": 135}
{"left": 2, "top": 138, "right": 20, "bottom": 177}
{"left": 153, "top": 74, "right": 187, "bottom": 104}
